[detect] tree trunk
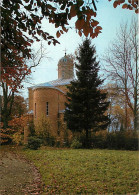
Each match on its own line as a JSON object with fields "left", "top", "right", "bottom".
{"left": 134, "top": 48, "right": 138, "bottom": 131}
{"left": 2, "top": 82, "right": 14, "bottom": 129}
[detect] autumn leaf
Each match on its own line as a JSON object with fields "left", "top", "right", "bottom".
{"left": 135, "top": 9, "right": 139, "bottom": 14}
{"left": 86, "top": 12, "right": 91, "bottom": 20}
{"left": 28, "top": 69, "right": 31, "bottom": 73}
{"left": 113, "top": 1, "right": 118, "bottom": 8}
{"left": 75, "top": 19, "right": 84, "bottom": 30}
{"left": 91, "top": 20, "right": 99, "bottom": 27}
{"left": 83, "top": 28, "right": 89, "bottom": 37}
{"left": 83, "top": 23, "right": 91, "bottom": 37}
{"left": 95, "top": 26, "right": 102, "bottom": 33}
{"left": 122, "top": 4, "right": 128, "bottom": 9}
{"left": 56, "top": 31, "right": 61, "bottom": 38}
{"left": 119, "top": 0, "right": 125, "bottom": 4}
{"left": 89, "top": 10, "right": 97, "bottom": 17}
{"left": 70, "top": 5, "right": 76, "bottom": 17}
{"left": 60, "top": 30, "right": 64, "bottom": 34}
{"left": 62, "top": 26, "right": 68, "bottom": 33}
{"left": 48, "top": 36, "right": 54, "bottom": 39}
{"left": 78, "top": 30, "right": 82, "bottom": 37}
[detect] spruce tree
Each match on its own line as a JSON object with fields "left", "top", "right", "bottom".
{"left": 64, "top": 39, "right": 110, "bottom": 147}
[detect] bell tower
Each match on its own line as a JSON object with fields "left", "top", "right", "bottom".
{"left": 58, "top": 54, "right": 74, "bottom": 79}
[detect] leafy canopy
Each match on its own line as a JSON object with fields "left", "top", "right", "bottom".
{"left": 1, "top": 0, "right": 138, "bottom": 91}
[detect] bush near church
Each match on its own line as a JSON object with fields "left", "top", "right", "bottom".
{"left": 76, "top": 130, "right": 138, "bottom": 150}
{"left": 27, "top": 136, "right": 42, "bottom": 150}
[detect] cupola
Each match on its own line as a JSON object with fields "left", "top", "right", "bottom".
{"left": 58, "top": 54, "right": 74, "bottom": 79}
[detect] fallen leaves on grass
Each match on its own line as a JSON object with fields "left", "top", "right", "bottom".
{"left": 22, "top": 148, "right": 138, "bottom": 194}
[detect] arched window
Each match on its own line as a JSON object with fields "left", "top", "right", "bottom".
{"left": 62, "top": 71, "right": 65, "bottom": 78}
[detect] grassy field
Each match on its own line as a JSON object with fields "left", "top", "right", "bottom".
{"left": 22, "top": 147, "right": 139, "bottom": 194}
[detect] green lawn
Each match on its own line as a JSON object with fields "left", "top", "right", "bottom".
{"left": 23, "top": 147, "right": 138, "bottom": 194}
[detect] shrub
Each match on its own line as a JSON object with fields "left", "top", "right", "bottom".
{"left": 28, "top": 120, "right": 35, "bottom": 136}
{"left": 35, "top": 114, "right": 53, "bottom": 146}
{"left": 45, "top": 135, "right": 55, "bottom": 147}
{"left": 91, "top": 130, "right": 138, "bottom": 150}
{"left": 27, "top": 136, "right": 42, "bottom": 150}
{"left": 124, "top": 132, "right": 138, "bottom": 150}
{"left": 0, "top": 128, "right": 14, "bottom": 145}
{"left": 55, "top": 140, "right": 61, "bottom": 148}
{"left": 71, "top": 138, "right": 82, "bottom": 149}
{"left": 12, "top": 132, "right": 23, "bottom": 145}
{"left": 57, "top": 118, "right": 72, "bottom": 147}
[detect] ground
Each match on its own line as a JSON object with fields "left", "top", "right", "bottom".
{"left": 23, "top": 147, "right": 138, "bottom": 194}
{"left": 0, "top": 146, "right": 43, "bottom": 195}
{"left": 0, "top": 146, "right": 138, "bottom": 194}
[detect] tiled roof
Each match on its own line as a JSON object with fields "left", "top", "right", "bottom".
{"left": 46, "top": 78, "right": 74, "bottom": 86}
{"left": 28, "top": 78, "right": 74, "bottom": 92}
{"left": 59, "top": 110, "right": 65, "bottom": 113}
{"left": 27, "top": 110, "right": 34, "bottom": 114}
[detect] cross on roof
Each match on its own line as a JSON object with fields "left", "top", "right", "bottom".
{"left": 63, "top": 48, "right": 67, "bottom": 56}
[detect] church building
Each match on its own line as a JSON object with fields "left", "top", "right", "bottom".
{"left": 28, "top": 54, "right": 74, "bottom": 137}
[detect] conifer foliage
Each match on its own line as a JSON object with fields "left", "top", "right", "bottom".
{"left": 64, "top": 39, "right": 110, "bottom": 146}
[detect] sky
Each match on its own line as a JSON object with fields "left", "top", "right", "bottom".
{"left": 21, "top": 1, "right": 137, "bottom": 98}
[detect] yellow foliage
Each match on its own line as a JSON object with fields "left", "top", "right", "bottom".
{"left": 35, "top": 114, "right": 52, "bottom": 138}
{"left": 0, "top": 128, "right": 15, "bottom": 144}
{"left": 1, "top": 115, "right": 30, "bottom": 144}
{"left": 12, "top": 132, "right": 23, "bottom": 145}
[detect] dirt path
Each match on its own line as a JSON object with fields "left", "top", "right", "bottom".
{"left": 0, "top": 146, "right": 43, "bottom": 195}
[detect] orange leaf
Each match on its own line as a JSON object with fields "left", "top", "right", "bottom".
{"left": 95, "top": 26, "right": 102, "bottom": 33}
{"left": 135, "top": 9, "right": 139, "bottom": 14}
{"left": 83, "top": 28, "right": 89, "bottom": 37}
{"left": 91, "top": 20, "right": 99, "bottom": 27}
{"left": 119, "top": 0, "right": 125, "bottom": 4}
{"left": 86, "top": 13, "right": 91, "bottom": 20}
{"left": 78, "top": 30, "right": 82, "bottom": 37}
{"left": 89, "top": 10, "right": 96, "bottom": 17}
{"left": 62, "top": 26, "right": 68, "bottom": 32}
{"left": 48, "top": 41, "right": 51, "bottom": 45}
{"left": 60, "top": 30, "right": 64, "bottom": 34}
{"left": 56, "top": 31, "right": 61, "bottom": 38}
{"left": 113, "top": 1, "right": 118, "bottom": 8}
{"left": 75, "top": 19, "right": 84, "bottom": 30}
{"left": 70, "top": 5, "right": 76, "bottom": 17}
{"left": 122, "top": 4, "right": 128, "bottom": 9}
{"left": 91, "top": 33, "right": 96, "bottom": 39}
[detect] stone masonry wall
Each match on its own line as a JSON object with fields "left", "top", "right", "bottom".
{"left": 33, "top": 88, "right": 67, "bottom": 137}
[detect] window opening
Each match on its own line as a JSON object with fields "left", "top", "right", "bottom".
{"left": 62, "top": 71, "right": 65, "bottom": 78}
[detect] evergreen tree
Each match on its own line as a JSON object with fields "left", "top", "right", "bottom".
{"left": 64, "top": 39, "right": 110, "bottom": 147}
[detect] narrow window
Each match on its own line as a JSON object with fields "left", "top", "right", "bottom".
{"left": 35, "top": 103, "right": 36, "bottom": 118}
{"left": 62, "top": 71, "right": 64, "bottom": 78}
{"left": 46, "top": 102, "right": 49, "bottom": 116}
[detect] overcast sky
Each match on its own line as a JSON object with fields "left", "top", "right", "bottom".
{"left": 21, "top": 1, "right": 137, "bottom": 98}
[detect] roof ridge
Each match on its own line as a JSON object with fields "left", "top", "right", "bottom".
{"left": 28, "top": 78, "right": 74, "bottom": 89}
